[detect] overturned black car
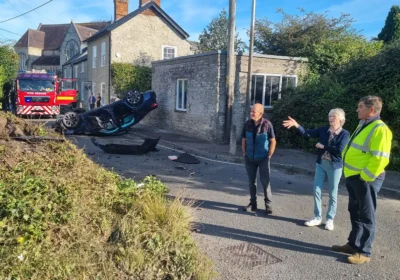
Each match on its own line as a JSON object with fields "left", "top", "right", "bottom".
{"left": 54, "top": 90, "right": 158, "bottom": 135}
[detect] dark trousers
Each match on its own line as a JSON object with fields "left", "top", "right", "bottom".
{"left": 244, "top": 155, "right": 272, "bottom": 206}
{"left": 346, "top": 175, "right": 383, "bottom": 257}
{"left": 89, "top": 104, "right": 95, "bottom": 110}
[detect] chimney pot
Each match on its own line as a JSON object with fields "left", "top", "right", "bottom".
{"left": 139, "top": 0, "right": 161, "bottom": 7}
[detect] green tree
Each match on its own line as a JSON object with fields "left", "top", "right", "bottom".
{"left": 0, "top": 44, "right": 19, "bottom": 98}
{"left": 111, "top": 63, "right": 152, "bottom": 97}
{"left": 198, "top": 9, "right": 246, "bottom": 53}
{"left": 254, "top": 9, "right": 382, "bottom": 78}
{"left": 377, "top": 5, "right": 400, "bottom": 43}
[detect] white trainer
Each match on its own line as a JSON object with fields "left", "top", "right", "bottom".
{"left": 304, "top": 218, "right": 322, "bottom": 227}
{"left": 325, "top": 219, "right": 334, "bottom": 231}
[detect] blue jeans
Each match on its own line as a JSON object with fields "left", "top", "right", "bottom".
{"left": 346, "top": 175, "right": 383, "bottom": 257}
{"left": 313, "top": 160, "right": 342, "bottom": 220}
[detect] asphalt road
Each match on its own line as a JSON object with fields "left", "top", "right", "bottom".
{"left": 69, "top": 134, "right": 400, "bottom": 280}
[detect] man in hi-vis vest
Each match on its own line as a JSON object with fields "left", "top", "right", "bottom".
{"left": 332, "top": 96, "right": 392, "bottom": 264}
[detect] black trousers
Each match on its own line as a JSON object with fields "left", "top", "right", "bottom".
{"left": 346, "top": 175, "right": 384, "bottom": 257}
{"left": 244, "top": 155, "right": 272, "bottom": 206}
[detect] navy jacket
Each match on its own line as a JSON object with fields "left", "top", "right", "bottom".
{"left": 297, "top": 125, "right": 350, "bottom": 169}
{"left": 242, "top": 118, "right": 275, "bottom": 161}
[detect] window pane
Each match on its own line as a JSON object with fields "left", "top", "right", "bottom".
{"left": 271, "top": 76, "right": 280, "bottom": 103}
{"left": 264, "top": 76, "right": 272, "bottom": 106}
{"left": 178, "top": 80, "right": 183, "bottom": 109}
{"left": 183, "top": 80, "right": 188, "bottom": 110}
{"left": 252, "top": 75, "right": 264, "bottom": 105}
{"left": 281, "top": 77, "right": 296, "bottom": 98}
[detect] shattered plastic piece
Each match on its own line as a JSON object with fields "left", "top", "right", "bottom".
{"left": 190, "top": 172, "right": 195, "bottom": 176}
{"left": 175, "top": 166, "right": 186, "bottom": 170}
{"left": 168, "top": 155, "right": 178, "bottom": 160}
{"left": 174, "top": 153, "right": 200, "bottom": 164}
{"left": 91, "top": 137, "right": 160, "bottom": 155}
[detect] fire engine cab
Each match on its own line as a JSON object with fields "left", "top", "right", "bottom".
{"left": 15, "top": 70, "right": 77, "bottom": 117}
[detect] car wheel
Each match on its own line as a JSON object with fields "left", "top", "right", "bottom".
{"left": 126, "top": 90, "right": 143, "bottom": 105}
{"left": 62, "top": 111, "right": 81, "bottom": 129}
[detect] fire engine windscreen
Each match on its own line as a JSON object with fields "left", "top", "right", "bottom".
{"left": 18, "top": 79, "right": 55, "bottom": 92}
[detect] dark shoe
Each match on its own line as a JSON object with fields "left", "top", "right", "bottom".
{"left": 243, "top": 203, "right": 257, "bottom": 212}
{"left": 332, "top": 243, "right": 358, "bottom": 254}
{"left": 348, "top": 253, "right": 371, "bottom": 264}
{"left": 265, "top": 204, "right": 273, "bottom": 214}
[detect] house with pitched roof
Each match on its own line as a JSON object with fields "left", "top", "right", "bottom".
{"left": 84, "top": 0, "right": 193, "bottom": 106}
{"left": 13, "top": 21, "right": 110, "bottom": 75}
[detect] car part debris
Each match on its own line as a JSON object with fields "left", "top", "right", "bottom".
{"left": 175, "top": 166, "right": 186, "bottom": 170}
{"left": 168, "top": 155, "right": 178, "bottom": 160}
{"left": 90, "top": 137, "right": 160, "bottom": 155}
{"left": 174, "top": 153, "right": 200, "bottom": 164}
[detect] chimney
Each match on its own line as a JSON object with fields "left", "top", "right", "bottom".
{"left": 139, "top": 0, "right": 160, "bottom": 7}
{"left": 114, "top": 0, "right": 129, "bottom": 21}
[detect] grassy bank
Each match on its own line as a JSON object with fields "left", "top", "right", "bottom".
{"left": 0, "top": 112, "right": 214, "bottom": 279}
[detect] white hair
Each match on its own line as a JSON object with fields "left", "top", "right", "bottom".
{"left": 329, "top": 108, "right": 346, "bottom": 126}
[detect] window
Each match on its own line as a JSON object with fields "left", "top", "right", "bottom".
{"left": 101, "top": 42, "right": 106, "bottom": 67}
{"left": 81, "top": 82, "right": 85, "bottom": 101}
{"left": 101, "top": 82, "right": 106, "bottom": 103}
{"left": 92, "top": 82, "right": 96, "bottom": 96}
{"left": 66, "top": 41, "right": 78, "bottom": 61}
{"left": 163, "top": 46, "right": 177, "bottom": 60}
{"left": 63, "top": 69, "right": 67, "bottom": 79}
{"left": 250, "top": 74, "right": 297, "bottom": 108}
{"left": 19, "top": 53, "right": 27, "bottom": 70}
{"left": 92, "top": 46, "right": 97, "bottom": 68}
{"left": 176, "top": 79, "right": 188, "bottom": 111}
{"left": 81, "top": 62, "right": 84, "bottom": 73}
{"left": 74, "top": 65, "right": 78, "bottom": 78}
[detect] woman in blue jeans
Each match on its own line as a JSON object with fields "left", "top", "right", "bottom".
{"left": 283, "top": 109, "right": 350, "bottom": 230}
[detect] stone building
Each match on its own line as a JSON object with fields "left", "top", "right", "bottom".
{"left": 147, "top": 51, "right": 308, "bottom": 143}
{"left": 14, "top": 22, "right": 109, "bottom": 75}
{"left": 85, "top": 0, "right": 193, "bottom": 106}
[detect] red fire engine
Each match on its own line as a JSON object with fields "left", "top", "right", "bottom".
{"left": 15, "top": 70, "right": 77, "bottom": 117}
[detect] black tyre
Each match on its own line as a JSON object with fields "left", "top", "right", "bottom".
{"left": 126, "top": 90, "right": 143, "bottom": 105}
{"left": 62, "top": 111, "right": 81, "bottom": 129}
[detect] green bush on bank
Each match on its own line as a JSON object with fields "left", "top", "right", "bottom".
{"left": 271, "top": 41, "right": 400, "bottom": 171}
{"left": 0, "top": 112, "right": 214, "bottom": 279}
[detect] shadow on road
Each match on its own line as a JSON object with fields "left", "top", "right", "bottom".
{"left": 199, "top": 222, "right": 345, "bottom": 259}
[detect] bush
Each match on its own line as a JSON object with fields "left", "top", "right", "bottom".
{"left": 111, "top": 63, "right": 152, "bottom": 97}
{"left": 0, "top": 112, "right": 215, "bottom": 279}
{"left": 272, "top": 41, "right": 400, "bottom": 170}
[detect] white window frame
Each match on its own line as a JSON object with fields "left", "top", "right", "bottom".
{"left": 92, "top": 46, "right": 97, "bottom": 68}
{"left": 74, "top": 65, "right": 78, "bottom": 78}
{"left": 81, "top": 62, "right": 84, "bottom": 73}
{"left": 251, "top": 73, "right": 298, "bottom": 108}
{"left": 92, "top": 82, "right": 96, "bottom": 96}
{"left": 162, "top": 45, "right": 177, "bottom": 60}
{"left": 101, "top": 82, "right": 106, "bottom": 104}
{"left": 176, "top": 79, "right": 188, "bottom": 111}
{"left": 101, "top": 42, "right": 106, "bottom": 67}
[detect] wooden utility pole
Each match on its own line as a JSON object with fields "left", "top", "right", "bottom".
{"left": 226, "top": 0, "right": 237, "bottom": 155}
{"left": 245, "top": 0, "right": 256, "bottom": 117}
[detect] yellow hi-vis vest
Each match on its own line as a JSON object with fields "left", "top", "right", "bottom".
{"left": 343, "top": 119, "right": 392, "bottom": 182}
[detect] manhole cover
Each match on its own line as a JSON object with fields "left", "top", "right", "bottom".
{"left": 220, "top": 242, "right": 282, "bottom": 268}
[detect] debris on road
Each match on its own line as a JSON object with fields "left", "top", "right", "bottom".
{"left": 90, "top": 137, "right": 160, "bottom": 155}
{"left": 175, "top": 166, "right": 187, "bottom": 170}
{"left": 174, "top": 152, "right": 200, "bottom": 164}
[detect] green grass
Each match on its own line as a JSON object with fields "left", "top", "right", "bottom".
{"left": 0, "top": 112, "right": 215, "bottom": 280}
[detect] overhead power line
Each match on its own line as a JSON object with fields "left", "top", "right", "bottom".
{"left": 0, "top": 0, "right": 53, "bottom": 24}
{"left": 0, "top": 28, "right": 22, "bottom": 36}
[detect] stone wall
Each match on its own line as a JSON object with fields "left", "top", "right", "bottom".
{"left": 110, "top": 13, "right": 192, "bottom": 66}
{"left": 147, "top": 52, "right": 226, "bottom": 142}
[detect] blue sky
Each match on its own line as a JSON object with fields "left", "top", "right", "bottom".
{"left": 0, "top": 0, "right": 397, "bottom": 45}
